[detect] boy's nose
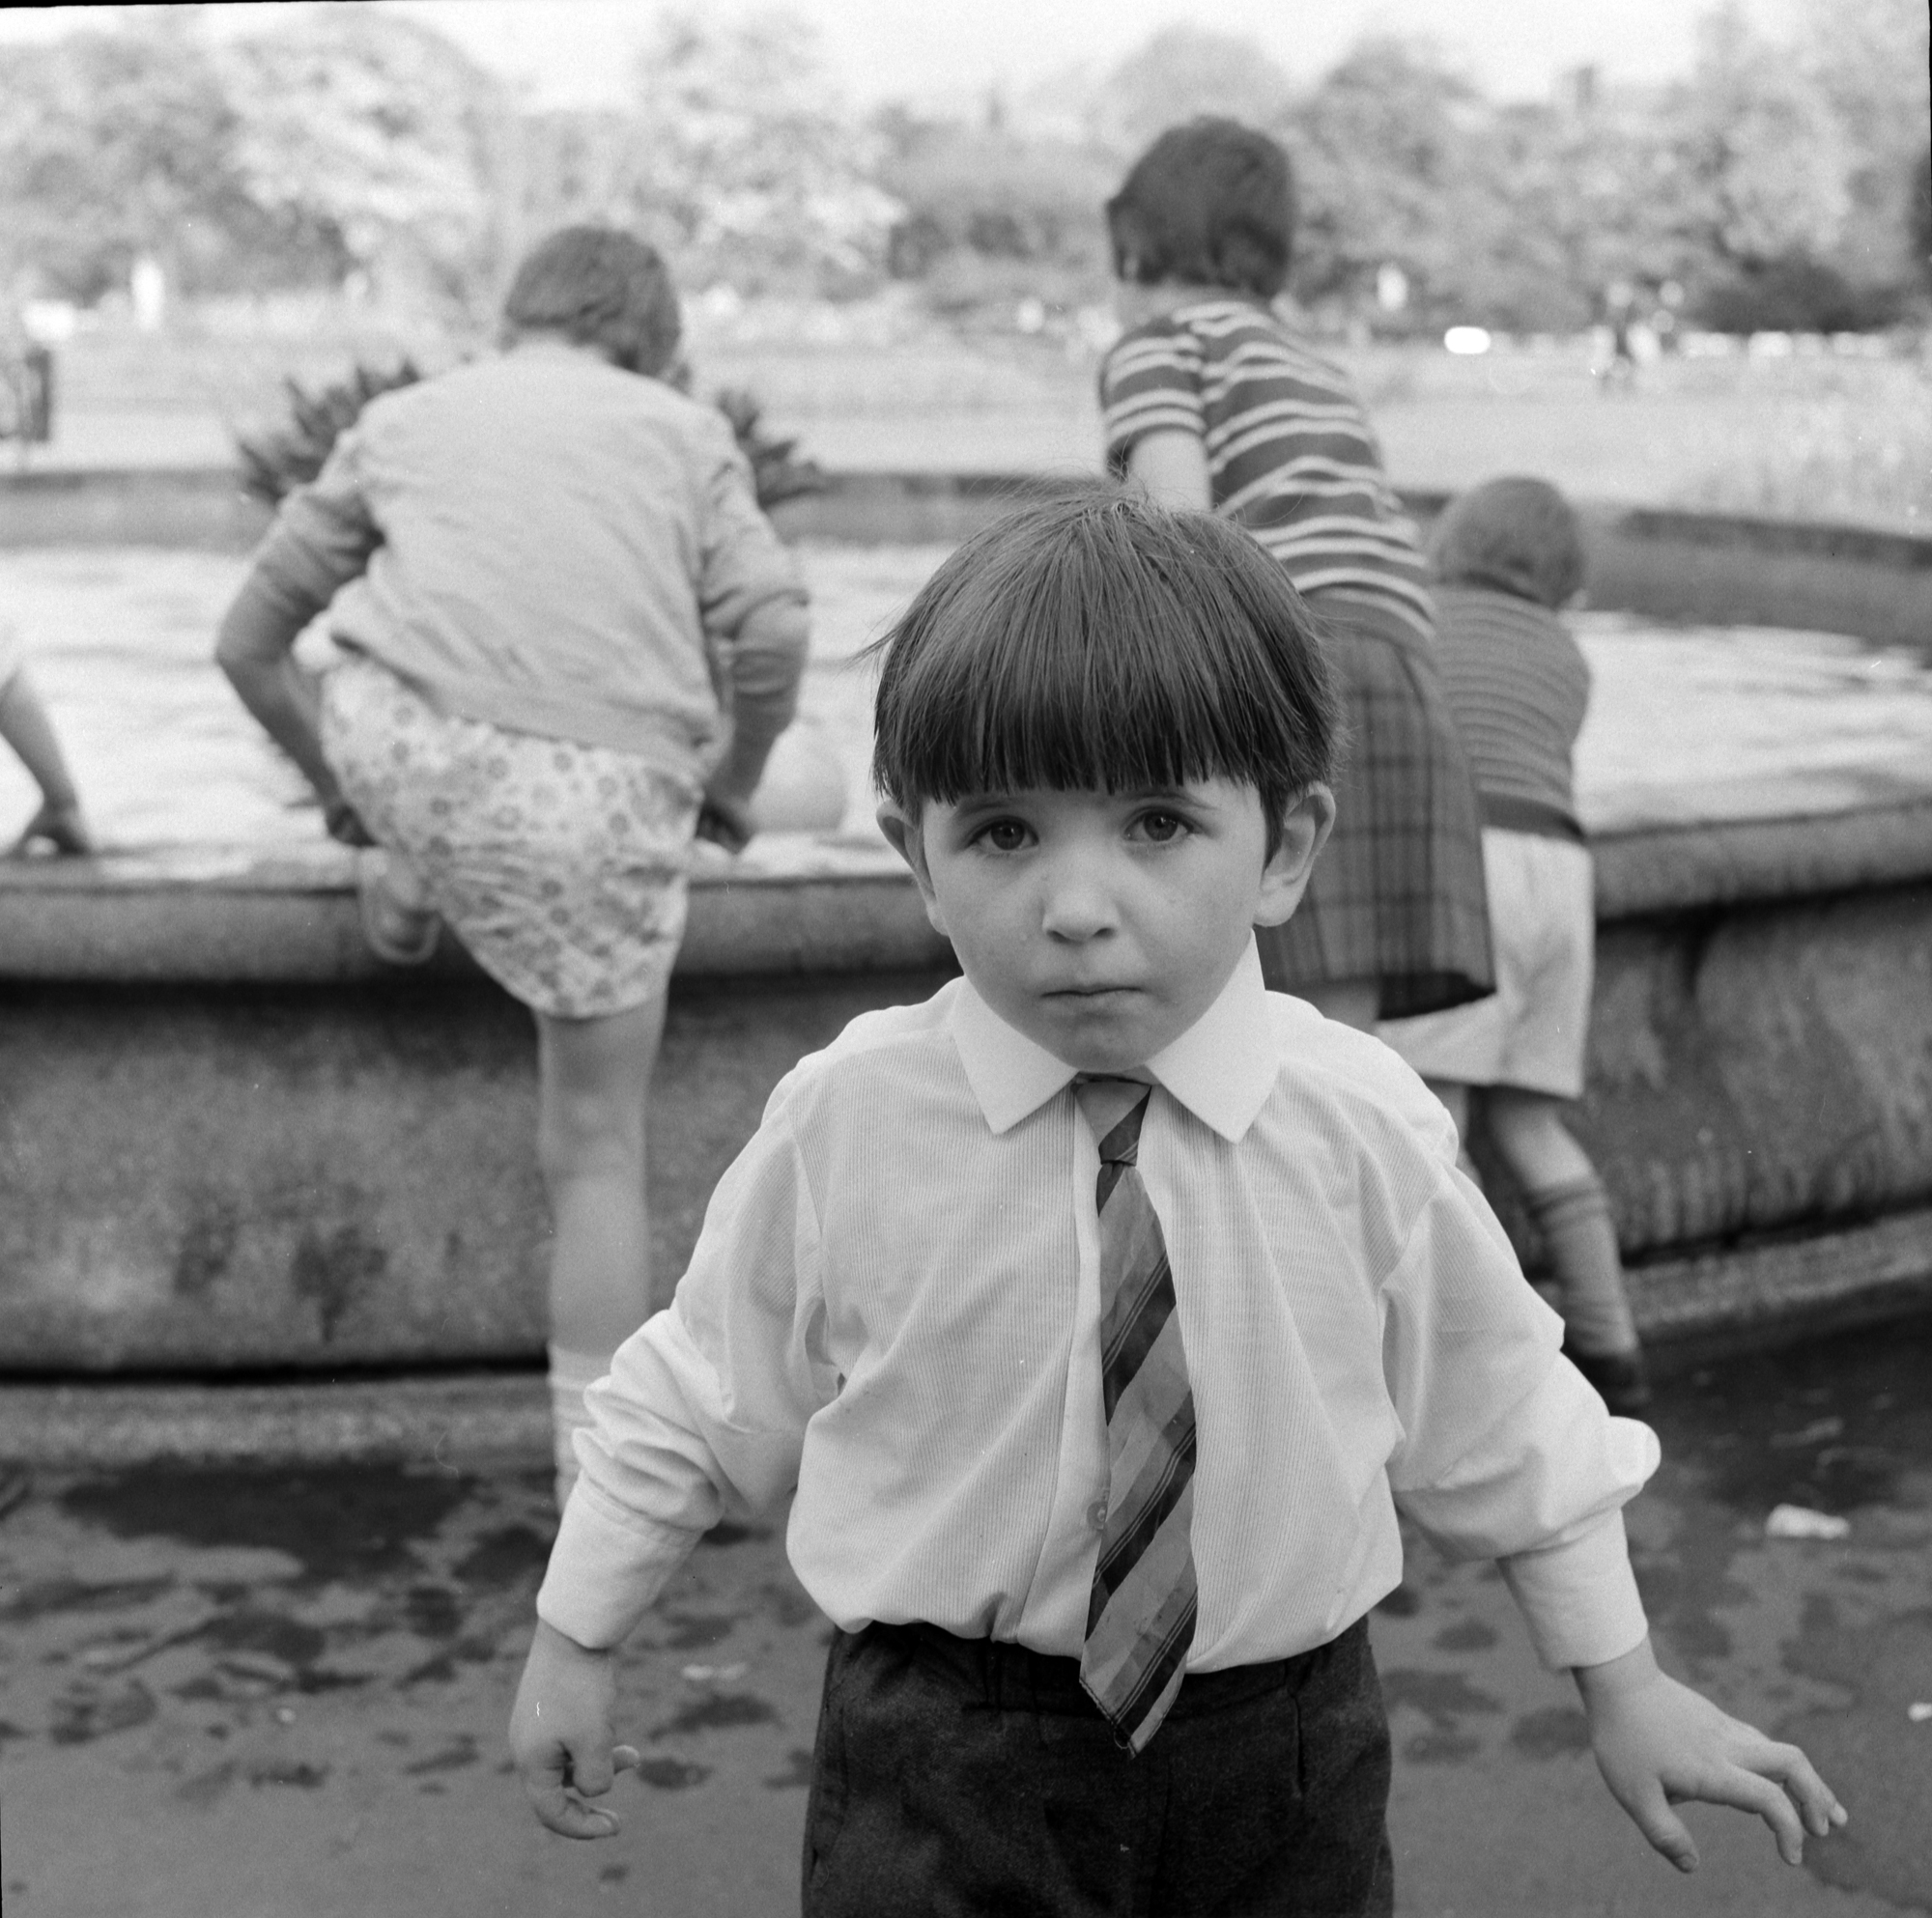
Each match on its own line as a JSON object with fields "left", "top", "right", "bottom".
{"left": 1038, "top": 869, "right": 1119, "bottom": 942}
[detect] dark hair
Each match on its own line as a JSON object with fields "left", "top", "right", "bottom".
{"left": 501, "top": 226, "right": 681, "bottom": 377}
{"left": 872, "top": 489, "right": 1337, "bottom": 856}
{"left": 1106, "top": 119, "right": 1296, "bottom": 297}
{"left": 1429, "top": 476, "right": 1586, "bottom": 609}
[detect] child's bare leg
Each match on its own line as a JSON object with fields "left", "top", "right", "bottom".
{"left": 1486, "top": 1086, "right": 1646, "bottom": 1404}
{"left": 534, "top": 997, "right": 668, "bottom": 1501}
{"left": 1483, "top": 1086, "right": 1594, "bottom": 1190}
{"left": 1301, "top": 977, "right": 1379, "bottom": 1030}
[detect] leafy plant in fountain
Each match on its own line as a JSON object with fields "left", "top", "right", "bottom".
{"left": 236, "top": 361, "right": 824, "bottom": 513}
{"left": 708, "top": 385, "right": 826, "bottom": 510}
{"left": 236, "top": 360, "right": 426, "bottom": 508}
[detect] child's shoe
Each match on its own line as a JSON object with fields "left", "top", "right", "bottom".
{"left": 356, "top": 850, "right": 440, "bottom": 965}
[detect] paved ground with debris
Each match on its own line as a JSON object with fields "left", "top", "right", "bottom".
{"left": 5, "top": 1315, "right": 1930, "bottom": 1917}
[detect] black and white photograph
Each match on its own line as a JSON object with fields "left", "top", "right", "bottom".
{"left": 1, "top": 1, "right": 1928, "bottom": 1911}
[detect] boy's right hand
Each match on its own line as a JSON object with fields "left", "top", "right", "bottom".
{"left": 509, "top": 1619, "right": 640, "bottom": 1839}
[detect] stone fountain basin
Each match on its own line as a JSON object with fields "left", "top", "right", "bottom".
{"left": 1, "top": 480, "right": 1929, "bottom": 1380}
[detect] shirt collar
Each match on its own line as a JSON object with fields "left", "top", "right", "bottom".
{"left": 947, "top": 940, "right": 1278, "bottom": 1144}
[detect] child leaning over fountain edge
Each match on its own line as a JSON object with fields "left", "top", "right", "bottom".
{"left": 1378, "top": 476, "right": 1651, "bottom": 1414}
{"left": 213, "top": 225, "right": 810, "bottom": 1509}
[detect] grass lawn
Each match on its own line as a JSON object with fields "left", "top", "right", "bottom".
{"left": 26, "top": 313, "right": 1932, "bottom": 533}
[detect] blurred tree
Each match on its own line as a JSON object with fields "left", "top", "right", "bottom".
{"left": 515, "top": 108, "right": 637, "bottom": 243}
{"left": 220, "top": 6, "right": 511, "bottom": 314}
{"left": 614, "top": 9, "right": 899, "bottom": 295}
{"left": 1663, "top": 6, "right": 1850, "bottom": 269}
{"left": 1660, "top": 0, "right": 1929, "bottom": 326}
{"left": 0, "top": 9, "right": 253, "bottom": 302}
{"left": 1442, "top": 88, "right": 1691, "bottom": 333}
{"left": 1084, "top": 27, "right": 1295, "bottom": 158}
{"left": 1799, "top": 0, "right": 1931, "bottom": 289}
{"left": 1, "top": 0, "right": 1919, "bottom": 341}
{"left": 873, "top": 111, "right": 1115, "bottom": 312}
{"left": 1286, "top": 37, "right": 1488, "bottom": 319}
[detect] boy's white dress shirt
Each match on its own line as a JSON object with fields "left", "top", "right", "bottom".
{"left": 539, "top": 943, "right": 1658, "bottom": 1673}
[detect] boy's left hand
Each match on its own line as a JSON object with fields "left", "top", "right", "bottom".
{"left": 1576, "top": 1636, "right": 1847, "bottom": 1872}
{"left": 509, "top": 1621, "right": 641, "bottom": 1839}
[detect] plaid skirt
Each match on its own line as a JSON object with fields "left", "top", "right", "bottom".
{"left": 1258, "top": 596, "right": 1494, "bottom": 1020}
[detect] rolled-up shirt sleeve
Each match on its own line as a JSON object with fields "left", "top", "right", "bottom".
{"left": 1381, "top": 1173, "right": 1660, "bottom": 1672}
{"left": 536, "top": 1086, "right": 833, "bottom": 1650}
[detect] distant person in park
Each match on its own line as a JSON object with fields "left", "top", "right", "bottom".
{"left": 1599, "top": 281, "right": 1640, "bottom": 393}
{"left": 1098, "top": 117, "right": 1493, "bottom": 1039}
{"left": 1379, "top": 477, "right": 1649, "bottom": 1413}
{"left": 509, "top": 494, "right": 1845, "bottom": 1909}
{"left": 215, "top": 225, "right": 810, "bottom": 1507}
{"left": 1, "top": 620, "right": 92, "bottom": 856}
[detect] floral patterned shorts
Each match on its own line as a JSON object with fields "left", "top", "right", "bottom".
{"left": 320, "top": 654, "right": 701, "bottom": 1019}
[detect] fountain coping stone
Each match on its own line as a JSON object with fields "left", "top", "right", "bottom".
{"left": 5, "top": 791, "right": 1932, "bottom": 985}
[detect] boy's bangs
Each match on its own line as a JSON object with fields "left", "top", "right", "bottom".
{"left": 873, "top": 495, "right": 1330, "bottom": 809}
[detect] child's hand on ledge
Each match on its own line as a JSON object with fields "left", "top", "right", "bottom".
{"left": 8, "top": 799, "right": 93, "bottom": 858}
{"left": 696, "top": 791, "right": 755, "bottom": 855}
{"left": 509, "top": 1619, "right": 639, "bottom": 1839}
{"left": 1576, "top": 1635, "right": 1846, "bottom": 1871}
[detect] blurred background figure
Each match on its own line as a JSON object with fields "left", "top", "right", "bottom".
{"left": 1378, "top": 476, "right": 1648, "bottom": 1413}
{"left": 1596, "top": 280, "right": 1641, "bottom": 392}
{"left": 214, "top": 226, "right": 810, "bottom": 1507}
{"left": 1099, "top": 117, "right": 1495, "bottom": 1038}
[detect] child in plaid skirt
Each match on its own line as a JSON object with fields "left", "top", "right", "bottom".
{"left": 1099, "top": 118, "right": 1492, "bottom": 1027}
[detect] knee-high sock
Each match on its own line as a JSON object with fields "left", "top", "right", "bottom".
{"left": 548, "top": 1343, "right": 611, "bottom": 1509}
{"left": 1524, "top": 1172, "right": 1639, "bottom": 1356}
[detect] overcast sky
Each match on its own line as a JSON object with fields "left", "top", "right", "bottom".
{"left": 5, "top": 0, "right": 1806, "bottom": 108}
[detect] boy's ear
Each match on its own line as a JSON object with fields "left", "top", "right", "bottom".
{"left": 876, "top": 802, "right": 949, "bottom": 936}
{"left": 1253, "top": 783, "right": 1336, "bottom": 929}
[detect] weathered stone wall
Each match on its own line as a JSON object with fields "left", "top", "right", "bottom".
{"left": 4, "top": 851, "right": 1929, "bottom": 1372}
{"left": 0, "top": 970, "right": 948, "bottom": 1371}
{"left": 1482, "top": 883, "right": 1932, "bottom": 1269}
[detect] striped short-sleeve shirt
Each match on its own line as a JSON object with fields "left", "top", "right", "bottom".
{"left": 1101, "top": 298, "right": 1434, "bottom": 640}
{"left": 1431, "top": 584, "right": 1590, "bottom": 842}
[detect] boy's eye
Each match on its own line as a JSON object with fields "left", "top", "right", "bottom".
{"left": 1137, "top": 810, "right": 1190, "bottom": 844}
{"left": 978, "top": 819, "right": 1032, "bottom": 852}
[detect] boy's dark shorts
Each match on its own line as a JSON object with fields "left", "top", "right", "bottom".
{"left": 802, "top": 1613, "right": 1393, "bottom": 1917}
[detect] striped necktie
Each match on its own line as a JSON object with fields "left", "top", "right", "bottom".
{"left": 1074, "top": 1076, "right": 1198, "bottom": 1754}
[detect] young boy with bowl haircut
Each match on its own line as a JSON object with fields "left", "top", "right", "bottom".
{"left": 511, "top": 491, "right": 1843, "bottom": 1915}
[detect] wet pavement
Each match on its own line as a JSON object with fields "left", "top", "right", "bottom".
{"left": 5, "top": 1317, "right": 1930, "bottom": 1916}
